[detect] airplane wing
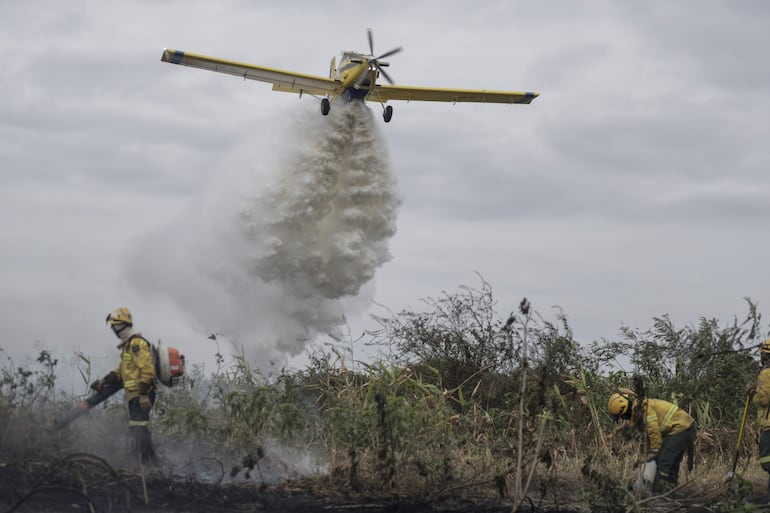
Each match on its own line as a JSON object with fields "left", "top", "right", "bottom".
{"left": 367, "top": 84, "right": 538, "bottom": 104}
{"left": 161, "top": 49, "right": 339, "bottom": 97}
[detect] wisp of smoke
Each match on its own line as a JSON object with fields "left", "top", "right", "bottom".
{"left": 128, "top": 101, "right": 400, "bottom": 360}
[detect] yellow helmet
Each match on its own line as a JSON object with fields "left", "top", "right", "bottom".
{"left": 760, "top": 339, "right": 770, "bottom": 354}
{"left": 106, "top": 307, "right": 133, "bottom": 326}
{"left": 608, "top": 388, "right": 635, "bottom": 418}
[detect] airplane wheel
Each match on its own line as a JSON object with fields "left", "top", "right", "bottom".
{"left": 383, "top": 105, "right": 393, "bottom": 123}
{"left": 321, "top": 98, "right": 330, "bottom": 116}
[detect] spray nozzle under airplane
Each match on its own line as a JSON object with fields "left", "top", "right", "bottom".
{"left": 161, "top": 29, "right": 538, "bottom": 123}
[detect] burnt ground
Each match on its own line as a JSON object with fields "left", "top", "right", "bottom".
{"left": 1, "top": 474, "right": 539, "bottom": 513}
{"left": 2, "top": 451, "right": 751, "bottom": 513}
{"left": 1, "top": 454, "right": 587, "bottom": 513}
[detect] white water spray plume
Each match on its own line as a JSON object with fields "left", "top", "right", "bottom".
{"left": 127, "top": 101, "right": 401, "bottom": 361}
{"left": 245, "top": 102, "right": 399, "bottom": 299}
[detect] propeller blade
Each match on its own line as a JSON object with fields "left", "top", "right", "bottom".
{"left": 367, "top": 28, "right": 374, "bottom": 56}
{"left": 376, "top": 46, "right": 403, "bottom": 60}
{"left": 377, "top": 64, "right": 395, "bottom": 85}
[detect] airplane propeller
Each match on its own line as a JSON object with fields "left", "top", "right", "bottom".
{"left": 362, "top": 28, "right": 402, "bottom": 86}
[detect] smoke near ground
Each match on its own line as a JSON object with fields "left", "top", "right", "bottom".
{"left": 128, "top": 101, "right": 400, "bottom": 361}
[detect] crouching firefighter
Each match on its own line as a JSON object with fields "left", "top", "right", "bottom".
{"left": 608, "top": 389, "right": 697, "bottom": 494}
{"left": 93, "top": 307, "right": 158, "bottom": 465}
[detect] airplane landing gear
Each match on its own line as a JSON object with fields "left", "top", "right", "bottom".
{"left": 321, "top": 98, "right": 330, "bottom": 116}
{"left": 383, "top": 105, "right": 393, "bottom": 123}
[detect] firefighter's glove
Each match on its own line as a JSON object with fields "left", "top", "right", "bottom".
{"left": 139, "top": 395, "right": 152, "bottom": 411}
{"left": 745, "top": 381, "right": 757, "bottom": 396}
{"left": 92, "top": 372, "right": 118, "bottom": 391}
{"left": 646, "top": 448, "right": 659, "bottom": 462}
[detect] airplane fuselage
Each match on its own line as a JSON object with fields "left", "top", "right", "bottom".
{"left": 334, "top": 52, "right": 378, "bottom": 99}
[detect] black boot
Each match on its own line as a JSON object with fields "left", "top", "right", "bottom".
{"left": 130, "top": 426, "right": 158, "bottom": 466}
{"left": 138, "top": 427, "right": 158, "bottom": 466}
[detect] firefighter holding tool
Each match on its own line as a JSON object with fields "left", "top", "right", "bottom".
{"left": 93, "top": 307, "right": 158, "bottom": 465}
{"left": 746, "top": 339, "right": 770, "bottom": 501}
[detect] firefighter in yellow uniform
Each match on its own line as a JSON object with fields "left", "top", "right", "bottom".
{"left": 608, "top": 390, "right": 696, "bottom": 494}
{"left": 746, "top": 339, "right": 770, "bottom": 501}
{"left": 93, "top": 307, "right": 158, "bottom": 465}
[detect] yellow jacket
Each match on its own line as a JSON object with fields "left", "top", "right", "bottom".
{"left": 113, "top": 334, "right": 156, "bottom": 401}
{"left": 753, "top": 367, "right": 770, "bottom": 430}
{"left": 632, "top": 398, "right": 694, "bottom": 450}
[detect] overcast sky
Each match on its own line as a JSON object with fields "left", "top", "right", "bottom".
{"left": 3, "top": 1, "right": 770, "bottom": 382}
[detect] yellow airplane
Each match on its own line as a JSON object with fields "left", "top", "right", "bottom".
{"left": 160, "top": 29, "right": 538, "bottom": 123}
